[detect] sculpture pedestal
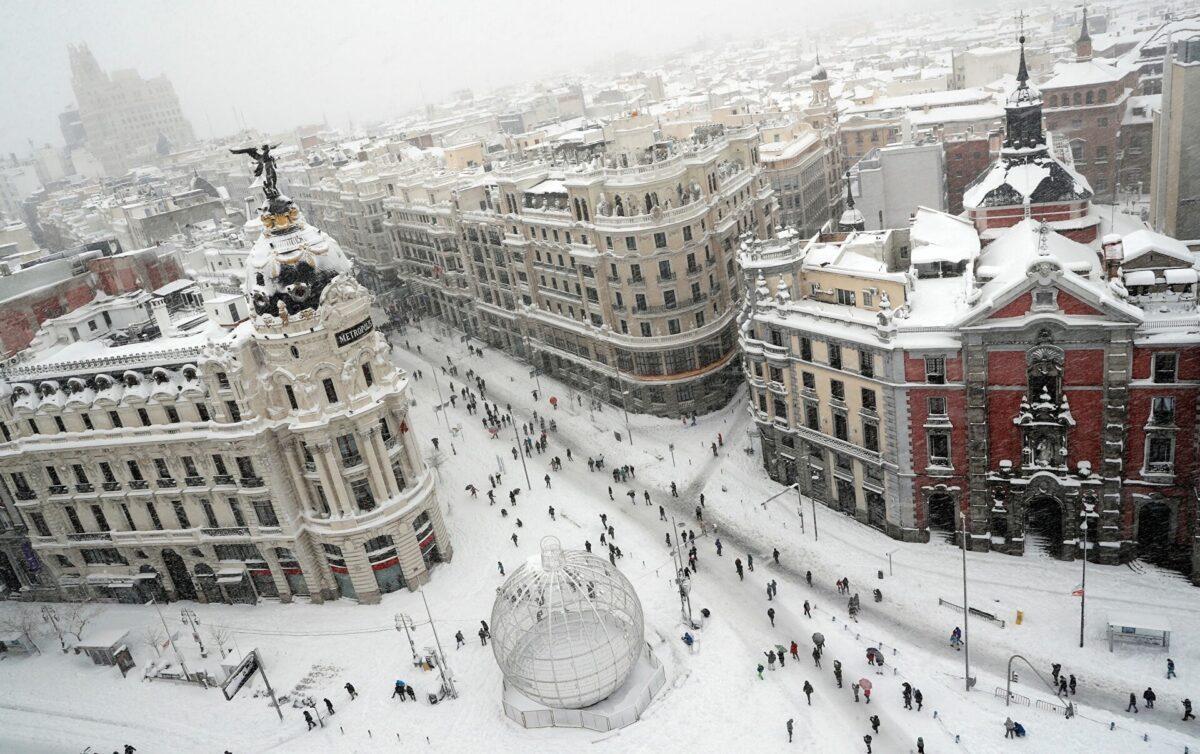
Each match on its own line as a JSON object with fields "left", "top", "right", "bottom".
{"left": 501, "top": 644, "right": 665, "bottom": 732}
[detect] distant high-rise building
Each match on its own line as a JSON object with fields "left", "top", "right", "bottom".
{"left": 67, "top": 43, "right": 194, "bottom": 176}
{"left": 1151, "top": 36, "right": 1200, "bottom": 240}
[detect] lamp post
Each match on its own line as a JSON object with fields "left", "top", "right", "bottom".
{"left": 957, "top": 505, "right": 973, "bottom": 692}
{"left": 809, "top": 472, "right": 820, "bottom": 542}
{"left": 1079, "top": 495, "right": 1099, "bottom": 648}
{"left": 510, "top": 415, "right": 532, "bottom": 491}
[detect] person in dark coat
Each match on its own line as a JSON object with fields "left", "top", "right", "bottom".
{"left": 304, "top": 710, "right": 316, "bottom": 730}
{"left": 406, "top": 685, "right": 416, "bottom": 701}
{"left": 914, "top": 688, "right": 924, "bottom": 710}
{"left": 1068, "top": 675, "right": 1077, "bottom": 695}
{"left": 345, "top": 682, "right": 357, "bottom": 699}
{"left": 863, "top": 734, "right": 872, "bottom": 753}
{"left": 324, "top": 698, "right": 335, "bottom": 715}
{"left": 1127, "top": 692, "right": 1139, "bottom": 713}
{"left": 803, "top": 680, "right": 814, "bottom": 705}
{"left": 393, "top": 680, "right": 407, "bottom": 700}
{"left": 812, "top": 647, "right": 822, "bottom": 668}
{"left": 786, "top": 718, "right": 794, "bottom": 743}
{"left": 768, "top": 607, "right": 776, "bottom": 627}
{"left": 870, "top": 715, "right": 880, "bottom": 733}
{"left": 1183, "top": 698, "right": 1194, "bottom": 721}
{"left": 1144, "top": 687, "right": 1156, "bottom": 709}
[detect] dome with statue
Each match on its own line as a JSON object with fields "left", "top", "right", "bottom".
{"left": 492, "top": 537, "right": 645, "bottom": 711}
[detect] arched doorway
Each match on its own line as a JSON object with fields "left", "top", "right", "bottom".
{"left": 1137, "top": 502, "right": 1172, "bottom": 564}
{"left": 928, "top": 493, "right": 956, "bottom": 539}
{"left": 161, "top": 549, "right": 197, "bottom": 601}
{"left": 194, "top": 563, "right": 223, "bottom": 603}
{"left": 1024, "top": 496, "right": 1064, "bottom": 557}
{"left": 135, "top": 565, "right": 166, "bottom": 604}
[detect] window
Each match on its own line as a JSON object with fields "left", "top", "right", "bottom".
{"left": 197, "top": 403, "right": 210, "bottom": 422}
{"left": 695, "top": 311, "right": 705, "bottom": 327}
{"left": 924, "top": 357, "right": 946, "bottom": 384}
{"left": 216, "top": 371, "right": 231, "bottom": 389}
{"left": 800, "top": 337, "right": 812, "bottom": 361}
{"left": 802, "top": 371, "right": 816, "bottom": 390}
{"left": 228, "top": 499, "right": 246, "bottom": 527}
{"left": 836, "top": 289, "right": 856, "bottom": 306}
{"left": 640, "top": 322, "right": 652, "bottom": 337}
{"left": 804, "top": 404, "right": 820, "bottom": 431}
{"left": 654, "top": 232, "right": 667, "bottom": 248}
{"left": 362, "top": 363, "right": 374, "bottom": 387}
{"left": 658, "top": 260, "right": 673, "bottom": 280}
{"left": 773, "top": 398, "right": 788, "bottom": 418}
{"left": 683, "top": 226, "right": 693, "bottom": 242}
{"left": 663, "top": 290, "right": 677, "bottom": 308}
{"left": 126, "top": 460, "right": 144, "bottom": 481}
{"left": 172, "top": 500, "right": 191, "bottom": 529}
{"left": 859, "top": 350, "right": 873, "bottom": 378}
{"left": 337, "top": 434, "right": 362, "bottom": 466}
{"left": 226, "top": 401, "right": 242, "bottom": 422}
{"left": 146, "top": 502, "right": 163, "bottom": 530}
{"left": 379, "top": 417, "right": 392, "bottom": 442}
{"left": 1152, "top": 353, "right": 1177, "bottom": 383}
{"left": 351, "top": 478, "right": 376, "bottom": 512}
{"left": 668, "top": 319, "right": 681, "bottom": 335}
{"left": 1146, "top": 436, "right": 1175, "bottom": 474}
{"left": 830, "top": 380, "right": 845, "bottom": 401}
{"left": 252, "top": 500, "right": 279, "bottom": 527}
{"left": 323, "top": 378, "right": 339, "bottom": 403}
{"left": 861, "top": 388, "right": 877, "bottom": 411}
{"left": 863, "top": 423, "right": 879, "bottom": 452}
{"left": 927, "top": 432, "right": 951, "bottom": 466}
{"left": 236, "top": 456, "right": 256, "bottom": 479}
{"left": 862, "top": 290, "right": 874, "bottom": 308}
{"left": 927, "top": 396, "right": 947, "bottom": 416}
{"left": 99, "top": 462, "right": 115, "bottom": 483}
{"left": 54, "top": 416, "right": 66, "bottom": 432}
{"left": 1150, "top": 396, "right": 1176, "bottom": 426}
{"left": 284, "top": 384, "right": 298, "bottom": 409}
{"left": 165, "top": 406, "right": 180, "bottom": 423}
{"left": 201, "top": 500, "right": 218, "bottom": 528}
{"left": 28, "top": 512, "right": 50, "bottom": 537}
{"left": 625, "top": 237, "right": 637, "bottom": 251}
{"left": 212, "top": 455, "right": 229, "bottom": 477}
{"left": 72, "top": 464, "right": 89, "bottom": 485}
{"left": 64, "top": 506, "right": 84, "bottom": 533}
{"left": 108, "top": 410, "right": 122, "bottom": 428}
{"left": 1033, "top": 289, "right": 1057, "bottom": 310}
{"left": 828, "top": 344, "right": 842, "bottom": 370}
{"left": 833, "top": 412, "right": 849, "bottom": 441}
{"left": 138, "top": 408, "right": 151, "bottom": 426}
{"left": 154, "top": 458, "right": 171, "bottom": 479}
{"left": 91, "top": 504, "right": 110, "bottom": 532}
{"left": 81, "top": 413, "right": 93, "bottom": 430}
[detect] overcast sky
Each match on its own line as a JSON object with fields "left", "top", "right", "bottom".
{"left": 0, "top": 0, "right": 920, "bottom": 157}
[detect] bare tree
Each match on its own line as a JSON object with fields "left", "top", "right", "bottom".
{"left": 60, "top": 602, "right": 102, "bottom": 643}
{"left": 143, "top": 624, "right": 166, "bottom": 657}
{"left": 208, "top": 624, "right": 233, "bottom": 658}
{"left": 0, "top": 605, "right": 42, "bottom": 653}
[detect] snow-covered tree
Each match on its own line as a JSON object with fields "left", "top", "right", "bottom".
{"left": 60, "top": 602, "right": 102, "bottom": 643}
{"left": 208, "top": 624, "right": 233, "bottom": 658}
{"left": 0, "top": 606, "right": 42, "bottom": 652}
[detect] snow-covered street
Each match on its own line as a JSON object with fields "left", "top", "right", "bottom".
{"left": 1, "top": 323, "right": 1195, "bottom": 753}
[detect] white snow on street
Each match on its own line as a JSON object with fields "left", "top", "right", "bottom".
{"left": 1, "top": 321, "right": 1195, "bottom": 753}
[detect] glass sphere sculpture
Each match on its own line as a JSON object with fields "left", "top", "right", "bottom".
{"left": 491, "top": 537, "right": 645, "bottom": 709}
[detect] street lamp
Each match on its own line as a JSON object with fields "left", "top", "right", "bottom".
{"left": 1078, "top": 495, "right": 1099, "bottom": 648}
{"left": 956, "top": 505, "right": 973, "bottom": 692}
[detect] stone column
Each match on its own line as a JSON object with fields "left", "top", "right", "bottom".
{"left": 395, "top": 513, "right": 429, "bottom": 590}
{"left": 370, "top": 428, "right": 399, "bottom": 498}
{"left": 281, "top": 442, "right": 315, "bottom": 515}
{"left": 341, "top": 537, "right": 382, "bottom": 604}
{"left": 293, "top": 534, "right": 328, "bottom": 603}
{"left": 315, "top": 443, "right": 351, "bottom": 516}
{"left": 259, "top": 545, "right": 292, "bottom": 603}
{"left": 357, "top": 427, "right": 391, "bottom": 504}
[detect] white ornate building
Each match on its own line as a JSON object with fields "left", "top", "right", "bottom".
{"left": 0, "top": 190, "right": 450, "bottom": 605}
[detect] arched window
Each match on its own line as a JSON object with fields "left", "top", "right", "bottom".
{"left": 1085, "top": 90, "right": 1094, "bottom": 104}
{"left": 580, "top": 199, "right": 590, "bottom": 221}
{"left": 1048, "top": 94, "right": 1058, "bottom": 107}
{"left": 1098, "top": 88, "right": 1107, "bottom": 103}
{"left": 1073, "top": 92, "right": 1082, "bottom": 105}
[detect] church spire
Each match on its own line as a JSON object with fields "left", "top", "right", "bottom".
{"left": 1075, "top": 6, "right": 1093, "bottom": 61}
{"left": 1016, "top": 35, "right": 1029, "bottom": 88}
{"left": 1001, "top": 33, "right": 1045, "bottom": 157}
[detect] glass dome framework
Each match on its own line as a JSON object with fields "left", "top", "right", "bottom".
{"left": 491, "top": 537, "right": 644, "bottom": 709}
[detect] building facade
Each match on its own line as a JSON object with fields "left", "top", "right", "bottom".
{"left": 0, "top": 192, "right": 451, "bottom": 605}
{"left": 68, "top": 43, "right": 195, "bottom": 176}
{"left": 1150, "top": 36, "right": 1200, "bottom": 241}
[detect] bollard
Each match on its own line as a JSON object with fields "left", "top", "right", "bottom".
{"left": 1109, "top": 722, "right": 1114, "bottom": 731}
{"left": 893, "top": 648, "right": 897, "bottom": 655}
{"left": 955, "top": 734, "right": 960, "bottom": 743}
{"left": 340, "top": 727, "right": 345, "bottom": 735}
{"left": 369, "top": 729, "right": 373, "bottom": 738}
{"left": 933, "top": 711, "right": 939, "bottom": 719}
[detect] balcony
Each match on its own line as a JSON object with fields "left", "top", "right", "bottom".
{"left": 384, "top": 435, "right": 399, "bottom": 449}
{"left": 67, "top": 531, "right": 112, "bottom": 543}
{"left": 74, "top": 483, "right": 94, "bottom": 494}
{"left": 129, "top": 479, "right": 149, "bottom": 490}
{"left": 102, "top": 481, "right": 121, "bottom": 492}
{"left": 156, "top": 478, "right": 178, "bottom": 489}
{"left": 48, "top": 485, "right": 68, "bottom": 495}
{"left": 240, "top": 477, "right": 265, "bottom": 488}
{"left": 184, "top": 476, "right": 206, "bottom": 487}
{"left": 15, "top": 488, "right": 36, "bottom": 501}
{"left": 213, "top": 474, "right": 235, "bottom": 486}
{"left": 627, "top": 276, "right": 646, "bottom": 286}
{"left": 303, "top": 460, "right": 317, "bottom": 472}
{"left": 687, "top": 266, "right": 703, "bottom": 276}
{"left": 341, "top": 455, "right": 364, "bottom": 469}
{"left": 202, "top": 527, "right": 250, "bottom": 538}
{"left": 658, "top": 272, "right": 676, "bottom": 282}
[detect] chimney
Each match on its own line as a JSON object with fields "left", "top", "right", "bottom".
{"left": 150, "top": 298, "right": 175, "bottom": 337}
{"left": 1101, "top": 233, "right": 1123, "bottom": 280}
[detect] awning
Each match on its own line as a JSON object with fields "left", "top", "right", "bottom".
{"left": 1164, "top": 268, "right": 1198, "bottom": 285}
{"left": 216, "top": 566, "right": 247, "bottom": 585}
{"left": 1123, "top": 270, "right": 1157, "bottom": 287}
{"left": 86, "top": 573, "right": 133, "bottom": 586}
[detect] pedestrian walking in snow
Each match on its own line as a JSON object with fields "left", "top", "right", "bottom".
{"left": 863, "top": 686, "right": 871, "bottom": 704}
{"left": 833, "top": 660, "right": 843, "bottom": 688}
{"left": 584, "top": 540, "right": 592, "bottom": 552}
{"left": 786, "top": 718, "right": 794, "bottom": 743}
{"left": 406, "top": 685, "right": 416, "bottom": 701}
{"left": 304, "top": 711, "right": 316, "bottom": 730}
{"left": 773, "top": 547, "right": 780, "bottom": 565}
{"left": 1069, "top": 675, "right": 1076, "bottom": 695}
{"left": 765, "top": 650, "right": 777, "bottom": 671}
{"left": 548, "top": 505, "right": 555, "bottom": 520}
{"left": 768, "top": 607, "right": 776, "bottom": 627}
{"left": 345, "top": 682, "right": 357, "bottom": 700}
{"left": 1127, "top": 692, "right": 1139, "bottom": 713}
{"left": 852, "top": 682, "right": 860, "bottom": 702}
{"left": 544, "top": 474, "right": 551, "bottom": 489}
{"left": 660, "top": 505, "right": 666, "bottom": 521}
{"left": 124, "top": 745, "right": 135, "bottom": 754}
{"left": 804, "top": 600, "right": 811, "bottom": 618}
{"left": 917, "top": 736, "right": 925, "bottom": 753}
{"left": 671, "top": 482, "right": 678, "bottom": 497}
{"left": 511, "top": 533, "right": 519, "bottom": 546}
{"left": 790, "top": 641, "right": 799, "bottom": 660}
{"left": 767, "top": 583, "right": 773, "bottom": 601}
{"left": 324, "top": 698, "right": 335, "bottom": 715}
{"left": 863, "top": 734, "right": 872, "bottom": 754}
{"left": 608, "top": 486, "right": 614, "bottom": 500}
{"left": 644, "top": 490, "right": 651, "bottom": 505}
{"left": 803, "top": 680, "right": 814, "bottom": 705}
{"left": 914, "top": 688, "right": 923, "bottom": 710}
{"left": 1183, "top": 698, "right": 1194, "bottom": 721}
{"left": 715, "top": 539, "right": 723, "bottom": 556}
{"left": 516, "top": 518, "right": 523, "bottom": 528}
{"left": 498, "top": 561, "right": 505, "bottom": 575}
{"left": 1004, "top": 717, "right": 1015, "bottom": 738}
{"left": 1144, "top": 687, "right": 1156, "bottom": 709}
{"left": 666, "top": 533, "right": 672, "bottom": 548}
{"left": 756, "top": 664, "right": 765, "bottom": 680}
{"left": 1167, "top": 658, "right": 1176, "bottom": 679}
{"left": 1058, "top": 677, "right": 1067, "bottom": 696}
{"left": 748, "top": 553, "right": 754, "bottom": 571}
{"left": 735, "top": 558, "right": 744, "bottom": 580}
{"left": 695, "top": 505, "right": 703, "bottom": 522}
{"left": 711, "top": 442, "right": 718, "bottom": 456}
{"left": 903, "top": 682, "right": 913, "bottom": 709}
{"left": 1052, "top": 663, "right": 1062, "bottom": 684}
{"left": 812, "top": 647, "right": 821, "bottom": 668}
{"left": 455, "top": 630, "right": 465, "bottom": 648}
{"left": 479, "top": 628, "right": 488, "bottom": 646}
{"left": 393, "top": 680, "right": 407, "bottom": 700}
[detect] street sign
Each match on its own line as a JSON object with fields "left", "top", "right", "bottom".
{"left": 222, "top": 649, "right": 259, "bottom": 700}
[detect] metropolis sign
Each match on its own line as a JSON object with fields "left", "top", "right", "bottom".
{"left": 335, "top": 318, "right": 374, "bottom": 348}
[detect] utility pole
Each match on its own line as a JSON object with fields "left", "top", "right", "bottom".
{"left": 430, "top": 366, "right": 452, "bottom": 433}
{"left": 958, "top": 507, "right": 972, "bottom": 692}
{"left": 510, "top": 414, "right": 532, "bottom": 491}
{"left": 152, "top": 599, "right": 192, "bottom": 684}
{"left": 395, "top": 613, "right": 418, "bottom": 666}
{"left": 808, "top": 475, "right": 820, "bottom": 542}
{"left": 180, "top": 608, "right": 206, "bottom": 657}
{"left": 1079, "top": 496, "right": 1098, "bottom": 648}
{"left": 670, "top": 514, "right": 695, "bottom": 628}
{"left": 421, "top": 591, "right": 458, "bottom": 699}
{"left": 254, "top": 649, "right": 284, "bottom": 722}
{"left": 668, "top": 443, "right": 676, "bottom": 467}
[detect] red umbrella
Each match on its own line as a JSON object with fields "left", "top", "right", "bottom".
{"left": 858, "top": 678, "right": 873, "bottom": 691}
{"left": 549, "top": 396, "right": 558, "bottom": 406}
